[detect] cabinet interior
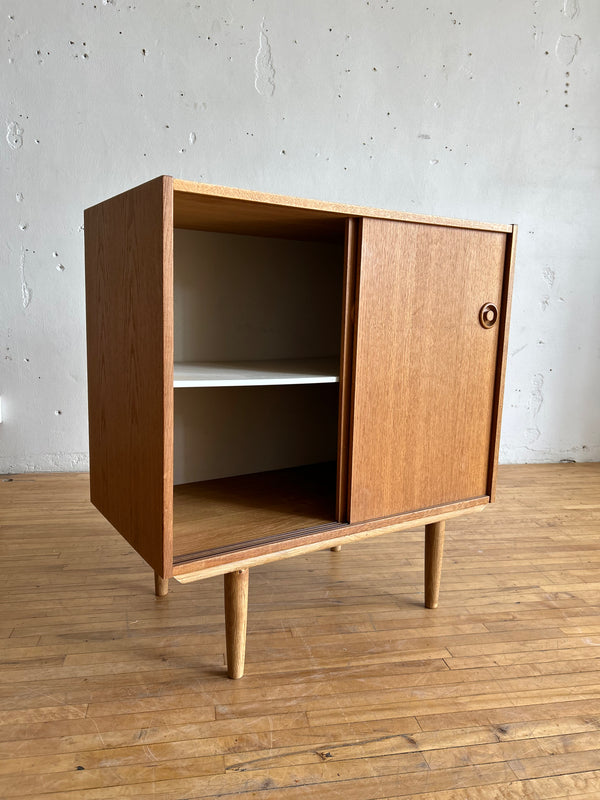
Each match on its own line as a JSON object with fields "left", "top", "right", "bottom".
{"left": 172, "top": 223, "right": 346, "bottom": 562}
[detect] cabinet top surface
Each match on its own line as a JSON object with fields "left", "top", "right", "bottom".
{"left": 85, "top": 175, "right": 514, "bottom": 241}
{"left": 172, "top": 177, "right": 513, "bottom": 234}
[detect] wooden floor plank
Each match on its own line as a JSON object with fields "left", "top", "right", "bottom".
{"left": 0, "top": 463, "right": 599, "bottom": 797}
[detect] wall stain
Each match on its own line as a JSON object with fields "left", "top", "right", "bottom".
{"left": 254, "top": 19, "right": 275, "bottom": 96}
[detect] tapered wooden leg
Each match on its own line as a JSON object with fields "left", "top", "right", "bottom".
{"left": 154, "top": 573, "right": 169, "bottom": 597}
{"left": 224, "top": 569, "right": 249, "bottom": 679}
{"left": 330, "top": 545, "right": 342, "bottom": 552}
{"left": 424, "top": 521, "right": 445, "bottom": 609}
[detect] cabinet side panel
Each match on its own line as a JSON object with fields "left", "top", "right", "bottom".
{"left": 487, "top": 225, "right": 517, "bottom": 501}
{"left": 85, "top": 176, "right": 173, "bottom": 576}
{"left": 349, "top": 219, "right": 507, "bottom": 523}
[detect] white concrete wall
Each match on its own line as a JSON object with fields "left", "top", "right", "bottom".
{"left": 1, "top": 0, "right": 598, "bottom": 472}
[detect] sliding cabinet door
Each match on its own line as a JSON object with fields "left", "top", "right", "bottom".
{"left": 348, "top": 218, "right": 508, "bottom": 523}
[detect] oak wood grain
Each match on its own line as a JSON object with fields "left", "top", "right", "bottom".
{"left": 154, "top": 573, "right": 169, "bottom": 597}
{"left": 224, "top": 569, "right": 249, "bottom": 679}
{"left": 85, "top": 176, "right": 174, "bottom": 578}
{"left": 173, "top": 499, "right": 486, "bottom": 581}
{"left": 425, "top": 521, "right": 446, "bottom": 609}
{"left": 348, "top": 219, "right": 507, "bottom": 522}
{"left": 1, "top": 464, "right": 600, "bottom": 797}
{"left": 173, "top": 178, "right": 513, "bottom": 237}
{"left": 172, "top": 462, "right": 338, "bottom": 561}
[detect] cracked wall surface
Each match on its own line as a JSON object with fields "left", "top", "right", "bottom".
{"left": 1, "top": 0, "right": 599, "bottom": 470}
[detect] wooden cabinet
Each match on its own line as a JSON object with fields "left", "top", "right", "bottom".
{"left": 85, "top": 176, "right": 516, "bottom": 678}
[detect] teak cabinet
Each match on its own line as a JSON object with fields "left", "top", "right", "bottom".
{"left": 85, "top": 176, "right": 516, "bottom": 679}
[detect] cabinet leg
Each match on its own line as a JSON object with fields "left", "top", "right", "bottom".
{"left": 224, "top": 569, "right": 249, "bottom": 679}
{"left": 330, "top": 545, "right": 342, "bottom": 552}
{"left": 154, "top": 573, "right": 169, "bottom": 597}
{"left": 424, "top": 521, "right": 445, "bottom": 609}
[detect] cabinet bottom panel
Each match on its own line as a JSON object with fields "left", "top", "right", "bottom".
{"left": 172, "top": 461, "right": 337, "bottom": 561}
{"left": 173, "top": 496, "right": 489, "bottom": 582}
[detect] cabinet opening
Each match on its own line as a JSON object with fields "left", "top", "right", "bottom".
{"left": 172, "top": 228, "right": 346, "bottom": 561}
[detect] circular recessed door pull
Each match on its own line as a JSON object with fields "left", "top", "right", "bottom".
{"left": 479, "top": 302, "right": 498, "bottom": 329}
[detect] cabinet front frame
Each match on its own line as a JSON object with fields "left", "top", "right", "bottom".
{"left": 168, "top": 214, "right": 515, "bottom": 583}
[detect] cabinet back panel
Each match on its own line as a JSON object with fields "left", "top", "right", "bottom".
{"left": 349, "top": 219, "right": 507, "bottom": 522}
{"left": 174, "top": 230, "right": 343, "bottom": 362}
{"left": 174, "top": 384, "right": 338, "bottom": 485}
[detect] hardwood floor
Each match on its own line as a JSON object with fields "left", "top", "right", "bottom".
{"left": 1, "top": 463, "right": 599, "bottom": 799}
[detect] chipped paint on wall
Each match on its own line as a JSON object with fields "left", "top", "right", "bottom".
{"left": 6, "top": 121, "right": 24, "bottom": 150}
{"left": 254, "top": 19, "right": 275, "bottom": 96}
{"left": 562, "top": 0, "right": 579, "bottom": 20}
{"left": 555, "top": 33, "right": 581, "bottom": 65}
{"left": 542, "top": 268, "right": 555, "bottom": 288}
{"left": 18, "top": 248, "right": 32, "bottom": 309}
{"left": 528, "top": 373, "right": 545, "bottom": 419}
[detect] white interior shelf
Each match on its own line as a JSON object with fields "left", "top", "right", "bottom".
{"left": 173, "top": 357, "right": 340, "bottom": 388}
